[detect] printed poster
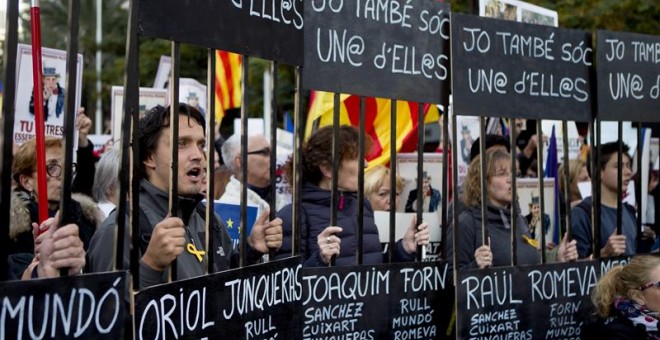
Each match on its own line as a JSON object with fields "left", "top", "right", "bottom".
{"left": 13, "top": 44, "right": 83, "bottom": 145}
{"left": 110, "top": 86, "right": 168, "bottom": 144}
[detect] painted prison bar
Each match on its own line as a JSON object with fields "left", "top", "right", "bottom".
{"left": 0, "top": 0, "right": 659, "bottom": 339}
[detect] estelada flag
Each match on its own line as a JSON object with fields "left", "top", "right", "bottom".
{"left": 306, "top": 91, "right": 441, "bottom": 168}
{"left": 215, "top": 51, "right": 242, "bottom": 123}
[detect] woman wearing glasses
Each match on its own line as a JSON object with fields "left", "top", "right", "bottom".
{"left": 446, "top": 148, "right": 578, "bottom": 270}
{"left": 9, "top": 137, "right": 103, "bottom": 263}
{"left": 586, "top": 255, "right": 660, "bottom": 338}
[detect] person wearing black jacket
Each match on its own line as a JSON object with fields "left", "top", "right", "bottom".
{"left": 274, "top": 125, "right": 429, "bottom": 267}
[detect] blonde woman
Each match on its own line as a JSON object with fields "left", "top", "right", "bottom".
{"left": 446, "top": 148, "right": 577, "bottom": 270}
{"left": 364, "top": 165, "right": 404, "bottom": 211}
{"left": 586, "top": 255, "right": 660, "bottom": 338}
{"left": 559, "top": 159, "right": 590, "bottom": 208}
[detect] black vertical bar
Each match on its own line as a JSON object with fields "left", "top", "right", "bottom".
{"left": 536, "top": 120, "right": 546, "bottom": 263}
{"left": 509, "top": 120, "right": 518, "bottom": 266}
{"left": 616, "top": 122, "right": 623, "bottom": 235}
{"left": 123, "top": 0, "right": 140, "bottom": 288}
{"left": 415, "top": 103, "right": 424, "bottom": 261}
{"left": 205, "top": 49, "right": 216, "bottom": 274}
{"left": 292, "top": 67, "right": 303, "bottom": 256}
{"left": 389, "top": 99, "right": 397, "bottom": 262}
{"left": 329, "top": 93, "right": 340, "bottom": 267}
{"left": 269, "top": 61, "right": 278, "bottom": 261}
{"left": 637, "top": 122, "right": 643, "bottom": 252}
{"left": 58, "top": 0, "right": 81, "bottom": 277}
{"left": 592, "top": 119, "right": 601, "bottom": 258}
{"left": 0, "top": 0, "right": 19, "bottom": 281}
{"left": 440, "top": 105, "right": 449, "bottom": 260}
{"left": 480, "top": 117, "right": 488, "bottom": 247}
{"left": 451, "top": 114, "right": 459, "bottom": 280}
{"left": 168, "top": 42, "right": 180, "bottom": 281}
{"left": 239, "top": 56, "right": 249, "bottom": 267}
{"left": 562, "top": 121, "right": 572, "bottom": 244}
{"left": 356, "top": 97, "right": 365, "bottom": 265}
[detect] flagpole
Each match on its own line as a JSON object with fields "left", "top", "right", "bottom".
{"left": 30, "top": 0, "right": 49, "bottom": 224}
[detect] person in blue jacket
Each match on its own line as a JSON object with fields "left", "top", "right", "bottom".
{"left": 274, "top": 125, "right": 429, "bottom": 267}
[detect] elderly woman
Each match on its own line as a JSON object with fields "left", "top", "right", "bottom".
{"left": 92, "top": 147, "right": 120, "bottom": 218}
{"left": 586, "top": 255, "right": 660, "bottom": 338}
{"left": 10, "top": 137, "right": 102, "bottom": 257}
{"left": 364, "top": 165, "right": 404, "bottom": 211}
{"left": 446, "top": 148, "right": 577, "bottom": 270}
{"left": 275, "top": 125, "right": 429, "bottom": 267}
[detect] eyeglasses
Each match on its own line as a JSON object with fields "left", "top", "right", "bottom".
{"left": 46, "top": 163, "right": 77, "bottom": 178}
{"left": 246, "top": 148, "right": 270, "bottom": 156}
{"left": 639, "top": 281, "right": 660, "bottom": 291}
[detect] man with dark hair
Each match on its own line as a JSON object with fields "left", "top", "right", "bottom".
{"left": 87, "top": 104, "right": 282, "bottom": 288}
{"left": 571, "top": 142, "right": 639, "bottom": 258}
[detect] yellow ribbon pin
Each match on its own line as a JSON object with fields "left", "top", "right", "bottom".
{"left": 187, "top": 243, "right": 206, "bottom": 262}
{"left": 522, "top": 234, "right": 539, "bottom": 249}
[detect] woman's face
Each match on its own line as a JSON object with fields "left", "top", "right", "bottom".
{"left": 33, "top": 146, "right": 64, "bottom": 203}
{"left": 337, "top": 158, "right": 364, "bottom": 192}
{"left": 487, "top": 161, "right": 512, "bottom": 208}
{"left": 637, "top": 264, "right": 660, "bottom": 313}
{"left": 570, "top": 165, "right": 590, "bottom": 200}
{"left": 368, "top": 180, "right": 401, "bottom": 211}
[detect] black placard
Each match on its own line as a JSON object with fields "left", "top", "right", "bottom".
{"left": 455, "top": 258, "right": 631, "bottom": 339}
{"left": 138, "top": 0, "right": 304, "bottom": 66}
{"left": 302, "top": 261, "right": 454, "bottom": 339}
{"left": 451, "top": 13, "right": 592, "bottom": 121}
{"left": 134, "top": 257, "right": 302, "bottom": 339}
{"left": 0, "top": 271, "right": 127, "bottom": 339}
{"left": 303, "top": 0, "right": 450, "bottom": 104}
{"left": 597, "top": 30, "right": 660, "bottom": 121}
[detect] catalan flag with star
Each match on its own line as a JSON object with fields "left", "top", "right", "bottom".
{"left": 306, "top": 91, "right": 441, "bottom": 168}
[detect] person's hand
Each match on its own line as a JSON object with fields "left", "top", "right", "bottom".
{"left": 649, "top": 173, "right": 659, "bottom": 192}
{"left": 76, "top": 108, "right": 92, "bottom": 147}
{"left": 248, "top": 209, "right": 283, "bottom": 253}
{"left": 555, "top": 233, "right": 578, "bottom": 262}
{"left": 642, "top": 226, "right": 656, "bottom": 241}
{"left": 32, "top": 212, "right": 86, "bottom": 278}
{"left": 474, "top": 239, "right": 492, "bottom": 269}
{"left": 600, "top": 229, "right": 626, "bottom": 257}
{"left": 141, "top": 217, "right": 185, "bottom": 272}
{"left": 317, "top": 226, "right": 342, "bottom": 264}
{"left": 403, "top": 215, "right": 430, "bottom": 254}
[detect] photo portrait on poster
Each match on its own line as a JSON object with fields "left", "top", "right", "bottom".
{"left": 177, "top": 78, "right": 207, "bottom": 116}
{"left": 396, "top": 153, "right": 443, "bottom": 219}
{"left": 110, "top": 86, "right": 168, "bottom": 144}
{"left": 453, "top": 115, "right": 481, "bottom": 185}
{"left": 480, "top": 0, "right": 558, "bottom": 27}
{"left": 13, "top": 44, "right": 83, "bottom": 145}
{"left": 517, "top": 178, "right": 556, "bottom": 249}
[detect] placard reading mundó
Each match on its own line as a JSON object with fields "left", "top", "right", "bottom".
{"left": 302, "top": 261, "right": 454, "bottom": 339}
{"left": 455, "top": 257, "right": 631, "bottom": 339}
{"left": 134, "top": 257, "right": 302, "bottom": 339}
{"left": 303, "top": 0, "right": 450, "bottom": 104}
{"left": 451, "top": 13, "right": 592, "bottom": 121}
{"left": 0, "top": 271, "right": 127, "bottom": 339}
{"left": 596, "top": 30, "right": 660, "bottom": 121}
{"left": 138, "top": 0, "right": 304, "bottom": 66}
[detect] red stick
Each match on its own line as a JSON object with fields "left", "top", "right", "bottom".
{"left": 30, "top": 1, "right": 49, "bottom": 224}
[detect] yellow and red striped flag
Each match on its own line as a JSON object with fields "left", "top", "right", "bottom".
{"left": 306, "top": 91, "right": 441, "bottom": 168}
{"left": 214, "top": 51, "right": 242, "bottom": 123}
